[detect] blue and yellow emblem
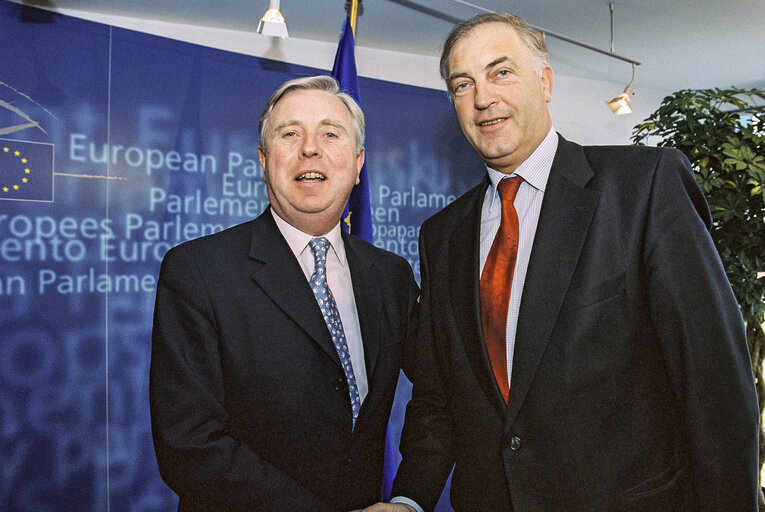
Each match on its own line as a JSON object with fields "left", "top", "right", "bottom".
{"left": 0, "top": 138, "right": 54, "bottom": 202}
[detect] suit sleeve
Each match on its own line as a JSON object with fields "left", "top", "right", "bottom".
{"left": 643, "top": 149, "right": 759, "bottom": 510}
{"left": 149, "top": 244, "right": 334, "bottom": 511}
{"left": 393, "top": 226, "right": 458, "bottom": 511}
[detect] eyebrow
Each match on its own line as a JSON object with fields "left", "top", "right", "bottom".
{"left": 485, "top": 56, "right": 510, "bottom": 70}
{"left": 271, "top": 119, "right": 348, "bottom": 133}
{"left": 448, "top": 56, "right": 511, "bottom": 83}
{"left": 321, "top": 119, "right": 348, "bottom": 131}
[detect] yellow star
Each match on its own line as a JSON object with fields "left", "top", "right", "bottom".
{"left": 13, "top": 185, "right": 19, "bottom": 190}
{"left": 2, "top": 147, "right": 8, "bottom": 152}
{"left": 22, "top": 178, "right": 28, "bottom": 183}
{"left": 14, "top": 151, "right": 20, "bottom": 156}
{"left": 2, "top": 187, "right": 8, "bottom": 192}
{"left": 24, "top": 168, "right": 30, "bottom": 174}
{"left": 21, "top": 158, "right": 27, "bottom": 163}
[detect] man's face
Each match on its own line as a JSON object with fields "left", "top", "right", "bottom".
{"left": 259, "top": 89, "right": 363, "bottom": 235}
{"left": 448, "top": 22, "right": 553, "bottom": 174}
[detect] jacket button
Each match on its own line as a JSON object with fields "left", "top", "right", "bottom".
{"left": 333, "top": 377, "right": 345, "bottom": 391}
{"left": 510, "top": 436, "right": 521, "bottom": 451}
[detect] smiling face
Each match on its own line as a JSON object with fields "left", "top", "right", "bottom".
{"left": 258, "top": 88, "right": 364, "bottom": 236}
{"left": 448, "top": 22, "right": 554, "bottom": 174}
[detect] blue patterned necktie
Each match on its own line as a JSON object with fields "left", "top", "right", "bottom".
{"left": 308, "top": 237, "right": 361, "bottom": 427}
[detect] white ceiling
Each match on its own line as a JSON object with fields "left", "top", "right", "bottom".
{"left": 11, "top": 0, "right": 765, "bottom": 94}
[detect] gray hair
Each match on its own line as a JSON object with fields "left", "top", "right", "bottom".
{"left": 440, "top": 13, "right": 549, "bottom": 95}
{"left": 258, "top": 75, "right": 365, "bottom": 155}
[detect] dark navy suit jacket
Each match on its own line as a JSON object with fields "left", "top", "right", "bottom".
{"left": 151, "top": 209, "right": 418, "bottom": 511}
{"left": 392, "top": 137, "right": 759, "bottom": 511}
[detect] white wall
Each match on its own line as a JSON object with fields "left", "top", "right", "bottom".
{"left": 549, "top": 74, "right": 668, "bottom": 146}
{"left": 39, "top": 7, "right": 671, "bottom": 147}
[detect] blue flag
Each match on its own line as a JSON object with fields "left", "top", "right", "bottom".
{"left": 333, "top": 16, "right": 398, "bottom": 499}
{"left": 0, "top": 138, "right": 54, "bottom": 202}
{"left": 331, "top": 17, "right": 373, "bottom": 243}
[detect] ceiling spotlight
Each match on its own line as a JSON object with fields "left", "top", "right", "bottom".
{"left": 605, "top": 3, "right": 635, "bottom": 115}
{"left": 606, "top": 63, "right": 635, "bottom": 115}
{"left": 257, "top": 0, "right": 288, "bottom": 38}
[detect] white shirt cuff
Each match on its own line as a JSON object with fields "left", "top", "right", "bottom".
{"left": 390, "top": 496, "right": 424, "bottom": 512}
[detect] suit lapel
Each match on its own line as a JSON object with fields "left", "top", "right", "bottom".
{"left": 505, "top": 137, "right": 599, "bottom": 430}
{"left": 343, "top": 234, "right": 382, "bottom": 382}
{"left": 248, "top": 211, "right": 341, "bottom": 366}
{"left": 447, "top": 178, "right": 509, "bottom": 413}
{"left": 344, "top": 234, "right": 388, "bottom": 427}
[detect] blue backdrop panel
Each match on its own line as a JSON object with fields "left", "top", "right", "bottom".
{"left": 0, "top": 1, "right": 484, "bottom": 510}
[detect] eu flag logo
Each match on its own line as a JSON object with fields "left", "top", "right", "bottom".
{"left": 0, "top": 138, "right": 54, "bottom": 202}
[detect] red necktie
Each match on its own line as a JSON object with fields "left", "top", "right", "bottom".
{"left": 480, "top": 176, "right": 523, "bottom": 403}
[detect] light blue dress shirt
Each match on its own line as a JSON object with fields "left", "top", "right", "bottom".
{"left": 479, "top": 126, "right": 558, "bottom": 387}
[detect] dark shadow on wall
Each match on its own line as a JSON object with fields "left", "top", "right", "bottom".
{"left": 10, "top": 0, "right": 59, "bottom": 23}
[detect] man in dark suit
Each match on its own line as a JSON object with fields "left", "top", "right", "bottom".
{"left": 367, "top": 13, "right": 759, "bottom": 512}
{"left": 150, "top": 75, "right": 418, "bottom": 511}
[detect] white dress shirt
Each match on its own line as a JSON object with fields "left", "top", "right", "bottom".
{"left": 270, "top": 209, "right": 368, "bottom": 404}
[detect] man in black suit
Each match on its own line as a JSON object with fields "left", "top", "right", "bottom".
{"left": 368, "top": 13, "right": 759, "bottom": 512}
{"left": 150, "top": 75, "right": 418, "bottom": 511}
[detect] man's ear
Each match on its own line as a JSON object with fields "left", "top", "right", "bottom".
{"left": 258, "top": 146, "right": 267, "bottom": 179}
{"left": 355, "top": 148, "right": 365, "bottom": 185}
{"left": 541, "top": 65, "right": 554, "bottom": 103}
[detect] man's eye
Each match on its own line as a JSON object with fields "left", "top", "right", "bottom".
{"left": 453, "top": 81, "right": 470, "bottom": 94}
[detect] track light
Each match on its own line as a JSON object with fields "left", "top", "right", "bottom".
{"left": 257, "top": 0, "right": 288, "bottom": 38}
{"left": 606, "top": 63, "right": 635, "bottom": 115}
{"left": 605, "top": 3, "right": 634, "bottom": 115}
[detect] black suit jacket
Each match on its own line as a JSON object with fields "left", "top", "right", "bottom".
{"left": 392, "top": 137, "right": 759, "bottom": 511}
{"left": 150, "top": 209, "right": 418, "bottom": 511}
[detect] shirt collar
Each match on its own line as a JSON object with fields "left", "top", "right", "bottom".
{"left": 270, "top": 208, "right": 347, "bottom": 266}
{"left": 486, "top": 126, "right": 558, "bottom": 210}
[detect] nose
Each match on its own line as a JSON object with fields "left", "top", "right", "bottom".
{"left": 300, "top": 133, "right": 321, "bottom": 158}
{"left": 473, "top": 81, "right": 496, "bottom": 110}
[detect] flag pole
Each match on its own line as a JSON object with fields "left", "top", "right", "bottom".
{"left": 349, "top": 0, "right": 360, "bottom": 35}
{"left": 333, "top": 0, "right": 373, "bottom": 241}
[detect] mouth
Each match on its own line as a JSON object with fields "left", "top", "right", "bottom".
{"left": 296, "top": 171, "right": 326, "bottom": 181}
{"left": 478, "top": 117, "right": 507, "bottom": 127}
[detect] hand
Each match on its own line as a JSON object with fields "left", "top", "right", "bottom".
{"left": 352, "top": 504, "right": 416, "bottom": 512}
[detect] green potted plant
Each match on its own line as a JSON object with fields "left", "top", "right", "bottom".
{"left": 632, "top": 87, "right": 765, "bottom": 474}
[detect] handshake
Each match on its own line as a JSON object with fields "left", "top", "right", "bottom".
{"left": 350, "top": 504, "right": 417, "bottom": 512}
